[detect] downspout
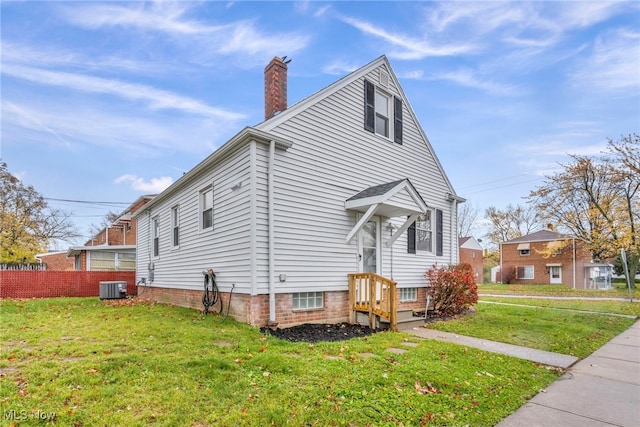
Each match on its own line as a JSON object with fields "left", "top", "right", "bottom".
{"left": 572, "top": 238, "right": 576, "bottom": 289}
{"left": 268, "top": 140, "right": 276, "bottom": 325}
{"left": 249, "top": 141, "right": 257, "bottom": 296}
{"left": 499, "top": 243, "right": 503, "bottom": 284}
{"left": 450, "top": 199, "right": 457, "bottom": 265}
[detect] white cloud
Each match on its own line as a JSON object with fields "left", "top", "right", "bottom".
{"left": 2, "top": 64, "right": 245, "bottom": 121}
{"left": 338, "top": 15, "right": 477, "bottom": 60}
{"left": 569, "top": 29, "right": 640, "bottom": 93}
{"left": 432, "top": 68, "right": 522, "bottom": 96}
{"left": 115, "top": 174, "right": 173, "bottom": 193}
{"left": 57, "top": 2, "right": 309, "bottom": 62}
{"left": 323, "top": 60, "right": 358, "bottom": 75}
{"left": 1, "top": 101, "right": 228, "bottom": 156}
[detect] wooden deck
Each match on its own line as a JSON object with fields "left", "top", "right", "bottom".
{"left": 348, "top": 272, "right": 397, "bottom": 331}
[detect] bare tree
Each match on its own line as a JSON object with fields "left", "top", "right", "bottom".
{"left": 0, "top": 161, "right": 79, "bottom": 262}
{"left": 484, "top": 204, "right": 542, "bottom": 247}
{"left": 457, "top": 201, "right": 480, "bottom": 238}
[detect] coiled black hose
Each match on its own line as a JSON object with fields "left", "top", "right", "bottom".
{"left": 202, "top": 269, "right": 235, "bottom": 322}
{"left": 202, "top": 269, "right": 221, "bottom": 315}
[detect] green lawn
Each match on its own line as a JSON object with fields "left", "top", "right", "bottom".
{"left": 0, "top": 298, "right": 562, "bottom": 426}
{"left": 479, "top": 282, "right": 640, "bottom": 299}
{"left": 427, "top": 301, "right": 637, "bottom": 358}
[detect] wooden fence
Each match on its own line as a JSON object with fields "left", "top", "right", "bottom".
{"left": 0, "top": 271, "right": 137, "bottom": 299}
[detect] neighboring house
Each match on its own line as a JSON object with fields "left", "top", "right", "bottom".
{"left": 135, "top": 55, "right": 465, "bottom": 328}
{"left": 67, "top": 195, "right": 154, "bottom": 271}
{"left": 35, "top": 251, "right": 75, "bottom": 270}
{"left": 499, "top": 229, "right": 612, "bottom": 289}
{"left": 459, "top": 237, "right": 483, "bottom": 284}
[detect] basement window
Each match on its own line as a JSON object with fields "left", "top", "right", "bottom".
{"left": 399, "top": 288, "right": 417, "bottom": 302}
{"left": 293, "top": 292, "right": 324, "bottom": 310}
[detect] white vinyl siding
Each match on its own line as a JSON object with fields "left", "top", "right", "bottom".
{"left": 135, "top": 59, "right": 458, "bottom": 300}
{"left": 135, "top": 144, "right": 253, "bottom": 294}
{"left": 259, "top": 64, "right": 455, "bottom": 291}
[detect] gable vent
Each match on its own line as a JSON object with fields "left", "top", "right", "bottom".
{"left": 379, "top": 70, "right": 389, "bottom": 88}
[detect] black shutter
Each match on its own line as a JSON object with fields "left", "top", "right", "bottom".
{"left": 394, "top": 96, "right": 403, "bottom": 144}
{"left": 407, "top": 218, "right": 416, "bottom": 254}
{"left": 364, "top": 80, "right": 375, "bottom": 133}
{"left": 436, "top": 209, "right": 443, "bottom": 256}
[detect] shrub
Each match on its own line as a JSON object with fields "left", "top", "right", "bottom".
{"left": 424, "top": 263, "right": 478, "bottom": 316}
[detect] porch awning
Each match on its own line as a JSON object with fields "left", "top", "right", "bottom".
{"left": 517, "top": 243, "right": 530, "bottom": 250}
{"left": 344, "top": 178, "right": 428, "bottom": 244}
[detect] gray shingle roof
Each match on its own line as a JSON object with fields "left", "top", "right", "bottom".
{"left": 503, "top": 229, "right": 572, "bottom": 244}
{"left": 346, "top": 179, "right": 408, "bottom": 202}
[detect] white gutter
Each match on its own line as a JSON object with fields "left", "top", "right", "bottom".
{"left": 572, "top": 238, "right": 576, "bottom": 289}
{"left": 268, "top": 140, "right": 276, "bottom": 324}
{"left": 250, "top": 141, "right": 258, "bottom": 296}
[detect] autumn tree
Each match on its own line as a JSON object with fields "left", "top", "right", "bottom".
{"left": 457, "top": 201, "right": 480, "bottom": 238}
{"left": 483, "top": 203, "right": 543, "bottom": 247}
{"left": 0, "top": 161, "right": 79, "bottom": 262}
{"left": 528, "top": 134, "right": 639, "bottom": 284}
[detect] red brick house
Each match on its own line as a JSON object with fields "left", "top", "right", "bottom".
{"left": 35, "top": 251, "right": 75, "bottom": 270}
{"left": 499, "top": 229, "right": 612, "bottom": 289}
{"left": 459, "top": 236, "right": 483, "bottom": 284}
{"left": 67, "top": 195, "right": 154, "bottom": 271}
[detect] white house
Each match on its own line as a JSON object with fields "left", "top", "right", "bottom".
{"left": 135, "top": 55, "right": 464, "bottom": 328}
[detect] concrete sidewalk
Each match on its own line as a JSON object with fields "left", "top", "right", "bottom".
{"left": 408, "top": 320, "right": 640, "bottom": 426}
{"left": 497, "top": 320, "right": 640, "bottom": 426}
{"left": 409, "top": 327, "right": 579, "bottom": 368}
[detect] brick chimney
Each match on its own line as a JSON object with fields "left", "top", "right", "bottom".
{"left": 264, "top": 56, "right": 288, "bottom": 120}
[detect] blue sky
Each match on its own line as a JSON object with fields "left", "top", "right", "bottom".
{"left": 2, "top": 1, "right": 639, "bottom": 247}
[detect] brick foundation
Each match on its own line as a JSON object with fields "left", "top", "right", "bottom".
{"left": 135, "top": 285, "right": 430, "bottom": 328}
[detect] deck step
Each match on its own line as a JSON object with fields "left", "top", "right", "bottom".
{"left": 379, "top": 316, "right": 425, "bottom": 331}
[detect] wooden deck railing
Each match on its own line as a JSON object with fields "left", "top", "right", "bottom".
{"left": 348, "top": 273, "right": 397, "bottom": 331}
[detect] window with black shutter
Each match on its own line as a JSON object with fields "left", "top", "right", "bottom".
{"left": 394, "top": 96, "right": 403, "bottom": 144}
{"left": 364, "top": 80, "right": 375, "bottom": 132}
{"left": 436, "top": 209, "right": 443, "bottom": 256}
{"left": 407, "top": 219, "right": 416, "bottom": 254}
{"left": 364, "top": 80, "right": 403, "bottom": 143}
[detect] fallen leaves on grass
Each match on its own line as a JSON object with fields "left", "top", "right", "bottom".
{"left": 414, "top": 380, "right": 440, "bottom": 395}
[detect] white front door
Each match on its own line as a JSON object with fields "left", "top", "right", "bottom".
{"left": 359, "top": 216, "right": 381, "bottom": 274}
{"left": 550, "top": 266, "right": 562, "bottom": 284}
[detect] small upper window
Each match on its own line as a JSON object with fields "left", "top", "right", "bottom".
{"left": 364, "top": 80, "right": 403, "bottom": 144}
{"left": 171, "top": 206, "right": 179, "bottom": 247}
{"left": 375, "top": 91, "right": 390, "bottom": 137}
{"left": 201, "top": 187, "right": 213, "bottom": 230}
{"left": 519, "top": 249, "right": 530, "bottom": 256}
{"left": 152, "top": 217, "right": 159, "bottom": 257}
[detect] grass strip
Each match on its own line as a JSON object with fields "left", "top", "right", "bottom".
{"left": 426, "top": 302, "right": 636, "bottom": 358}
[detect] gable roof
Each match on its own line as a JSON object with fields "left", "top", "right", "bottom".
{"left": 503, "top": 229, "right": 572, "bottom": 244}
{"left": 345, "top": 178, "right": 428, "bottom": 218}
{"left": 459, "top": 236, "right": 483, "bottom": 251}
{"left": 256, "top": 55, "right": 460, "bottom": 200}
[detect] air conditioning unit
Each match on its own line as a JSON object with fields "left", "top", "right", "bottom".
{"left": 99, "top": 281, "right": 127, "bottom": 300}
